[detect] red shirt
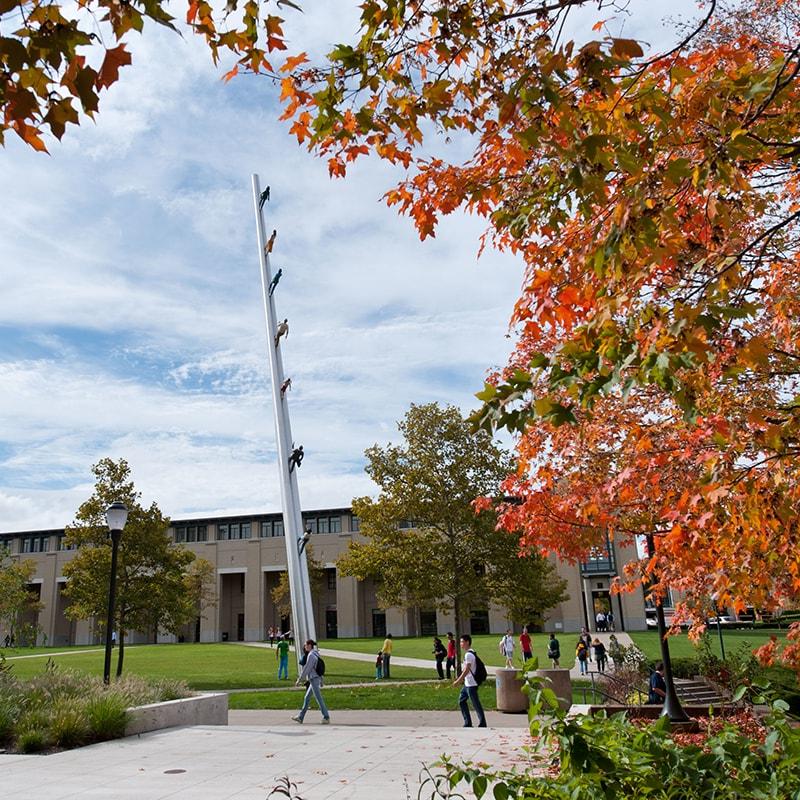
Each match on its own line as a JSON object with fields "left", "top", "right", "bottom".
{"left": 447, "top": 639, "right": 456, "bottom": 658}
{"left": 520, "top": 632, "right": 532, "bottom": 653}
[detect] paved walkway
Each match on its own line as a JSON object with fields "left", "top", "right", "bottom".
{"left": 0, "top": 716, "right": 535, "bottom": 799}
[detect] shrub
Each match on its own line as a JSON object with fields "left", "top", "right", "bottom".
{"left": 49, "top": 698, "right": 90, "bottom": 748}
{"left": 15, "top": 708, "right": 51, "bottom": 753}
{"left": 85, "top": 694, "right": 130, "bottom": 741}
{"left": 420, "top": 670, "right": 800, "bottom": 799}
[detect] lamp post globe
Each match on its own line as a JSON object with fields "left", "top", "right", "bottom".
{"left": 103, "top": 502, "right": 128, "bottom": 684}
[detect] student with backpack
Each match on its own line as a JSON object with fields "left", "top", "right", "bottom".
{"left": 292, "top": 639, "right": 330, "bottom": 725}
{"left": 452, "top": 634, "right": 487, "bottom": 728}
{"left": 576, "top": 639, "right": 589, "bottom": 675}
{"left": 547, "top": 633, "right": 561, "bottom": 667}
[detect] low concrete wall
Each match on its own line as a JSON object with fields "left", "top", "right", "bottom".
{"left": 125, "top": 693, "right": 228, "bottom": 737}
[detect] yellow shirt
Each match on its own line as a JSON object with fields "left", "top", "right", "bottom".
{"left": 382, "top": 638, "right": 393, "bottom": 655}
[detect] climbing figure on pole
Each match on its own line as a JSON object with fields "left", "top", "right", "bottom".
{"left": 275, "top": 319, "right": 289, "bottom": 348}
{"left": 268, "top": 268, "right": 283, "bottom": 297}
{"left": 280, "top": 378, "right": 292, "bottom": 397}
{"left": 265, "top": 229, "right": 277, "bottom": 254}
{"left": 288, "top": 445, "right": 304, "bottom": 473}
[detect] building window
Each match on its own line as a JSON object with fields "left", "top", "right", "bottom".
{"left": 303, "top": 517, "right": 317, "bottom": 534}
{"left": 318, "top": 517, "right": 329, "bottom": 534}
{"left": 350, "top": 515, "right": 360, "bottom": 532}
{"left": 580, "top": 532, "right": 616, "bottom": 574}
{"left": 22, "top": 537, "right": 31, "bottom": 553}
{"left": 217, "top": 522, "right": 251, "bottom": 541}
{"left": 274, "top": 520, "right": 284, "bottom": 537}
{"left": 327, "top": 570, "right": 336, "bottom": 590}
{"left": 398, "top": 519, "right": 415, "bottom": 529}
{"left": 22, "top": 536, "right": 48, "bottom": 553}
{"left": 58, "top": 536, "right": 76, "bottom": 552}
{"left": 261, "top": 521, "right": 271, "bottom": 538}
{"left": 175, "top": 525, "right": 208, "bottom": 543}
{"left": 330, "top": 516, "right": 341, "bottom": 533}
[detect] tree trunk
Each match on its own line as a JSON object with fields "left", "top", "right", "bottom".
{"left": 116, "top": 625, "right": 125, "bottom": 677}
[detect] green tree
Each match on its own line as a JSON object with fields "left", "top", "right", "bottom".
{"left": 62, "top": 458, "right": 213, "bottom": 676}
{"left": 484, "top": 535, "right": 569, "bottom": 630}
{"left": 0, "top": 547, "right": 43, "bottom": 644}
{"left": 337, "top": 403, "right": 567, "bottom": 664}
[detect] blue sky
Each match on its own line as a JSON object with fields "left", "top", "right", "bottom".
{"left": 0, "top": 0, "right": 701, "bottom": 531}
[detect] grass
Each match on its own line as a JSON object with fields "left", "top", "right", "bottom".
{"left": 320, "top": 632, "right": 577, "bottom": 669}
{"left": 230, "top": 681, "right": 500, "bottom": 711}
{"left": 628, "top": 630, "right": 788, "bottom": 661}
{"left": 5, "top": 643, "right": 433, "bottom": 690}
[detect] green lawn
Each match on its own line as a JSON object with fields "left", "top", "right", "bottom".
{"left": 628, "top": 630, "right": 788, "bottom": 661}
{"left": 230, "top": 681, "right": 500, "bottom": 711}
{"left": 321, "top": 632, "right": 576, "bottom": 669}
{"left": 4, "top": 643, "right": 433, "bottom": 690}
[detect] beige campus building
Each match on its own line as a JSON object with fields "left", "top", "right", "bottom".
{"left": 0, "top": 507, "right": 651, "bottom": 646}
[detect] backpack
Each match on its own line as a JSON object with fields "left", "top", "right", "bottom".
{"left": 315, "top": 654, "right": 326, "bottom": 677}
{"left": 468, "top": 649, "right": 488, "bottom": 685}
{"left": 548, "top": 640, "right": 560, "bottom": 658}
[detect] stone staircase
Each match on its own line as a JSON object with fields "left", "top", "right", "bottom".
{"left": 674, "top": 678, "right": 727, "bottom": 707}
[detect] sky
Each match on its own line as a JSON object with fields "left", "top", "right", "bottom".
{"left": 0, "top": 0, "right": 703, "bottom": 532}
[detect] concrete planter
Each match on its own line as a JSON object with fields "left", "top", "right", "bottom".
{"left": 125, "top": 692, "right": 228, "bottom": 737}
{"left": 495, "top": 669, "right": 529, "bottom": 713}
{"left": 534, "top": 669, "right": 573, "bottom": 712}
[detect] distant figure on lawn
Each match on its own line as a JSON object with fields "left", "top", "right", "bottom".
{"left": 519, "top": 626, "right": 533, "bottom": 662}
{"left": 277, "top": 636, "right": 290, "bottom": 680}
{"left": 446, "top": 632, "right": 457, "bottom": 679}
{"left": 433, "top": 636, "right": 447, "bottom": 679}
{"left": 375, "top": 651, "right": 383, "bottom": 680}
{"left": 547, "top": 633, "right": 561, "bottom": 668}
{"left": 381, "top": 633, "right": 393, "bottom": 679}
{"left": 576, "top": 639, "right": 589, "bottom": 675}
{"left": 499, "top": 629, "right": 515, "bottom": 668}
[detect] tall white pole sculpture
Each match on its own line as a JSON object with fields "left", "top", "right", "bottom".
{"left": 251, "top": 174, "right": 317, "bottom": 666}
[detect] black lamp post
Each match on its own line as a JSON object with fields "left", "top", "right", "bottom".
{"left": 103, "top": 501, "right": 128, "bottom": 685}
{"left": 645, "top": 533, "right": 689, "bottom": 722}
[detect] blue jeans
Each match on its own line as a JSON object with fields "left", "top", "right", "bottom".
{"left": 298, "top": 678, "right": 329, "bottom": 721}
{"left": 278, "top": 655, "right": 288, "bottom": 679}
{"left": 458, "top": 685, "right": 486, "bottom": 727}
{"left": 382, "top": 654, "right": 391, "bottom": 678}
{"left": 579, "top": 658, "right": 587, "bottom": 675}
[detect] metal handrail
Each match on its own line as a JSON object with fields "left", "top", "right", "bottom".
{"left": 577, "top": 671, "right": 648, "bottom": 705}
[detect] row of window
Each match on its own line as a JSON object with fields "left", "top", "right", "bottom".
{"left": 174, "top": 525, "right": 208, "bottom": 543}
{"left": 173, "top": 515, "right": 354, "bottom": 542}
{"left": 21, "top": 536, "right": 50, "bottom": 553}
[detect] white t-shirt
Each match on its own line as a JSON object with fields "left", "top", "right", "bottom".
{"left": 464, "top": 650, "right": 477, "bottom": 688}
{"left": 500, "top": 635, "right": 514, "bottom": 656}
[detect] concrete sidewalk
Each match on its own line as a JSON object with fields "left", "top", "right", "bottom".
{"left": 0, "top": 717, "right": 535, "bottom": 799}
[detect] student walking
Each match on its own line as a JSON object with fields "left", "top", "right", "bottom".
{"left": 276, "top": 635, "right": 290, "bottom": 679}
{"left": 453, "top": 634, "right": 486, "bottom": 728}
{"left": 499, "top": 629, "right": 515, "bottom": 668}
{"left": 446, "top": 632, "right": 457, "bottom": 679}
{"left": 547, "top": 633, "right": 561, "bottom": 667}
{"left": 292, "top": 640, "right": 330, "bottom": 724}
{"left": 576, "top": 639, "right": 589, "bottom": 675}
{"left": 433, "top": 637, "right": 447, "bottom": 679}
{"left": 593, "top": 638, "right": 607, "bottom": 673}
{"left": 519, "top": 626, "right": 533, "bottom": 661}
{"left": 381, "top": 633, "right": 393, "bottom": 678}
